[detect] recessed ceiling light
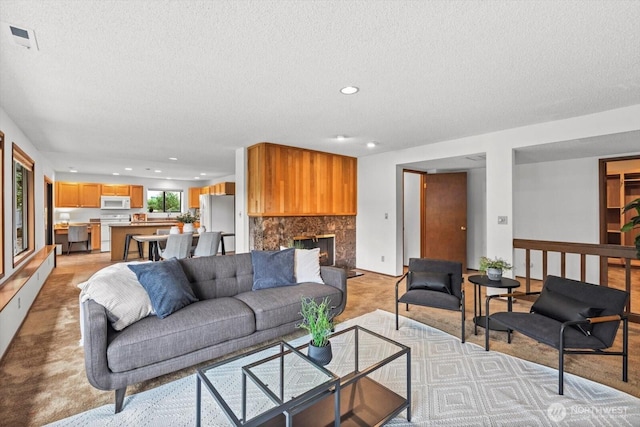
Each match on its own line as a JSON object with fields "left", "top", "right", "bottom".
{"left": 200, "top": 172, "right": 206, "bottom": 176}
{"left": 194, "top": 177, "right": 200, "bottom": 180}
{"left": 124, "top": 167, "right": 132, "bottom": 171}
{"left": 367, "top": 141, "right": 377, "bottom": 148}
{"left": 169, "top": 157, "right": 178, "bottom": 161}
{"left": 336, "top": 135, "right": 347, "bottom": 141}
{"left": 340, "top": 86, "right": 359, "bottom": 95}
{"left": 154, "top": 170, "right": 162, "bottom": 173}
{"left": 112, "top": 172, "right": 120, "bottom": 176}
{"left": 166, "top": 177, "right": 172, "bottom": 180}
{"left": 69, "top": 169, "right": 78, "bottom": 173}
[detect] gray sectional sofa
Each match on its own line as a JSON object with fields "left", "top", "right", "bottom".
{"left": 81, "top": 252, "right": 347, "bottom": 413}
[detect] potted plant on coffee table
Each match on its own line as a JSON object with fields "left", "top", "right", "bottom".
{"left": 479, "top": 256, "right": 512, "bottom": 281}
{"left": 298, "top": 296, "right": 333, "bottom": 366}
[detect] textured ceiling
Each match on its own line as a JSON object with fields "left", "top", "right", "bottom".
{"left": 1, "top": 0, "right": 639, "bottom": 180}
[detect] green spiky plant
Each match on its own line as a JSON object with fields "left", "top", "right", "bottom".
{"left": 298, "top": 297, "right": 332, "bottom": 347}
{"left": 621, "top": 198, "right": 640, "bottom": 258}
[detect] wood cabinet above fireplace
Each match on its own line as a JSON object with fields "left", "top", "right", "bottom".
{"left": 248, "top": 143, "right": 357, "bottom": 216}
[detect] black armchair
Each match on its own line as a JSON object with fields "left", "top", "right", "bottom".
{"left": 485, "top": 275, "right": 629, "bottom": 395}
{"left": 395, "top": 258, "right": 465, "bottom": 343}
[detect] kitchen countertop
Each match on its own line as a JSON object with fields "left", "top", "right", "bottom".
{"left": 110, "top": 222, "right": 178, "bottom": 227}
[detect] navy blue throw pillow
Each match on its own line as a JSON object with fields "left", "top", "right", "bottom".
{"left": 251, "top": 249, "right": 296, "bottom": 290}
{"left": 128, "top": 258, "right": 198, "bottom": 319}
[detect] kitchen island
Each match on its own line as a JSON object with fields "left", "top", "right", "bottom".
{"left": 108, "top": 222, "right": 178, "bottom": 261}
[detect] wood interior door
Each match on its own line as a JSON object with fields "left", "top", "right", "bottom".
{"left": 422, "top": 172, "right": 467, "bottom": 270}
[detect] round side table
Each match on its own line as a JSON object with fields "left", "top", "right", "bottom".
{"left": 467, "top": 275, "right": 520, "bottom": 335}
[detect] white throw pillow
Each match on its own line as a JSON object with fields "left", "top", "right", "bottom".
{"left": 78, "top": 261, "right": 154, "bottom": 331}
{"left": 294, "top": 248, "right": 324, "bottom": 284}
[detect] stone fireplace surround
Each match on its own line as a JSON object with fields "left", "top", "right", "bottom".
{"left": 249, "top": 216, "right": 356, "bottom": 269}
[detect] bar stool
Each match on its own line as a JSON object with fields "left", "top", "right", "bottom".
{"left": 123, "top": 234, "right": 144, "bottom": 260}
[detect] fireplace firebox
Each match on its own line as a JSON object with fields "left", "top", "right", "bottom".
{"left": 292, "top": 234, "right": 335, "bottom": 266}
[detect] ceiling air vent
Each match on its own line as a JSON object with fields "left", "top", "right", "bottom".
{"left": 2, "top": 22, "right": 38, "bottom": 50}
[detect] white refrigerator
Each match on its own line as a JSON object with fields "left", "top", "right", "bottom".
{"left": 199, "top": 195, "right": 235, "bottom": 253}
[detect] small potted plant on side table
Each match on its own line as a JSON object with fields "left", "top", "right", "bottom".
{"left": 176, "top": 212, "right": 198, "bottom": 233}
{"left": 479, "top": 256, "right": 512, "bottom": 281}
{"left": 298, "top": 296, "right": 333, "bottom": 366}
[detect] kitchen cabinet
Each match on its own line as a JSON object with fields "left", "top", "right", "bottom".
{"left": 56, "top": 182, "right": 102, "bottom": 208}
{"left": 211, "top": 182, "right": 235, "bottom": 195}
{"left": 248, "top": 143, "right": 357, "bottom": 216}
{"left": 192, "top": 183, "right": 234, "bottom": 203}
{"left": 102, "top": 184, "right": 130, "bottom": 196}
{"left": 90, "top": 224, "right": 101, "bottom": 250}
{"left": 189, "top": 187, "right": 202, "bottom": 209}
{"left": 130, "top": 185, "right": 144, "bottom": 208}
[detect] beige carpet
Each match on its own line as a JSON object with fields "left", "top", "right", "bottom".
{"left": 0, "top": 252, "right": 638, "bottom": 426}
{"left": 47, "top": 310, "right": 640, "bottom": 426}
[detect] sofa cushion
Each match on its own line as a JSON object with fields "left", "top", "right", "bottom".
{"left": 107, "top": 297, "right": 255, "bottom": 372}
{"left": 179, "top": 253, "right": 254, "bottom": 300}
{"left": 408, "top": 271, "right": 451, "bottom": 294}
{"left": 234, "top": 283, "right": 342, "bottom": 331}
{"left": 491, "top": 312, "right": 608, "bottom": 350}
{"left": 128, "top": 258, "right": 198, "bottom": 319}
{"left": 294, "top": 248, "right": 324, "bottom": 284}
{"left": 531, "top": 288, "right": 604, "bottom": 336}
{"left": 78, "top": 261, "right": 154, "bottom": 331}
{"left": 251, "top": 249, "right": 296, "bottom": 290}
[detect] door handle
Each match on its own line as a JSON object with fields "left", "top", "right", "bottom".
{"left": 461, "top": 226, "right": 467, "bottom": 231}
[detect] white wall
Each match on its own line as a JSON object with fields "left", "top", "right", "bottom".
{"left": 467, "top": 168, "right": 487, "bottom": 270}
{"left": 513, "top": 156, "right": 602, "bottom": 283}
{"left": 1, "top": 108, "right": 56, "bottom": 285}
{"left": 357, "top": 105, "right": 640, "bottom": 277}
{"left": 234, "top": 147, "right": 249, "bottom": 254}
{"left": 403, "top": 172, "right": 421, "bottom": 265}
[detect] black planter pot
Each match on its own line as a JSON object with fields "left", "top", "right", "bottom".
{"left": 307, "top": 341, "right": 332, "bottom": 366}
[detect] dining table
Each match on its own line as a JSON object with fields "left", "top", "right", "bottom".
{"left": 132, "top": 232, "right": 235, "bottom": 260}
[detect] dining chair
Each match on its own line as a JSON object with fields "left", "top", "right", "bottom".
{"left": 160, "top": 233, "right": 193, "bottom": 260}
{"left": 67, "top": 225, "right": 90, "bottom": 255}
{"left": 192, "top": 231, "right": 222, "bottom": 257}
{"left": 156, "top": 229, "right": 170, "bottom": 250}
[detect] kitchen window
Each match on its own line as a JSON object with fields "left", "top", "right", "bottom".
{"left": 13, "top": 143, "right": 35, "bottom": 266}
{"left": 147, "top": 190, "right": 182, "bottom": 212}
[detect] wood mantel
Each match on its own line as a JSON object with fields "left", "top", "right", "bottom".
{"left": 247, "top": 142, "right": 357, "bottom": 216}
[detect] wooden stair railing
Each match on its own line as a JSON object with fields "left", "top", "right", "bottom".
{"left": 513, "top": 239, "right": 638, "bottom": 323}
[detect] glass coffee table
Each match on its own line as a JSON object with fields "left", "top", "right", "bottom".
{"left": 196, "top": 325, "right": 411, "bottom": 426}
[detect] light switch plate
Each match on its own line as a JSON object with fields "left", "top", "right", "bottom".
{"left": 498, "top": 216, "right": 508, "bottom": 225}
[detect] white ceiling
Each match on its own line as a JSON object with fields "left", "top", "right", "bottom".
{"left": 1, "top": 0, "right": 639, "bottom": 181}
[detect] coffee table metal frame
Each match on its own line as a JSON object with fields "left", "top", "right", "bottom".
{"left": 196, "top": 340, "right": 338, "bottom": 427}
{"left": 196, "top": 325, "right": 411, "bottom": 427}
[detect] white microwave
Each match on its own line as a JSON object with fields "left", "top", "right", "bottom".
{"left": 101, "top": 196, "right": 131, "bottom": 210}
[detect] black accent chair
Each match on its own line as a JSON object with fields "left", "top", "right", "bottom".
{"left": 485, "top": 275, "right": 629, "bottom": 395}
{"left": 395, "top": 258, "right": 465, "bottom": 343}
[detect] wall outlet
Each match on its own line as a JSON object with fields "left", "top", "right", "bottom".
{"left": 18, "top": 297, "right": 21, "bottom": 309}
{"left": 381, "top": 255, "right": 385, "bottom": 262}
{"left": 497, "top": 216, "right": 508, "bottom": 225}
{"left": 384, "top": 213, "right": 388, "bottom": 219}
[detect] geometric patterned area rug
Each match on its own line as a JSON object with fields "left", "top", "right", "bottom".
{"left": 47, "top": 309, "right": 640, "bottom": 426}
